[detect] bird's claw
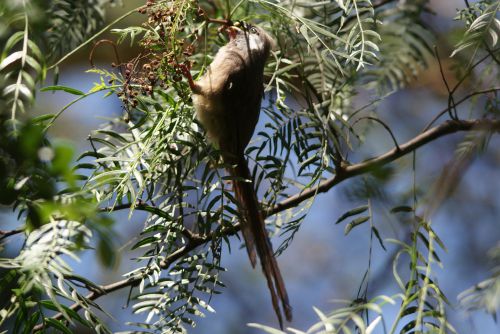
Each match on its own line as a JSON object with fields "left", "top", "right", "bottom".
{"left": 178, "top": 62, "right": 196, "bottom": 91}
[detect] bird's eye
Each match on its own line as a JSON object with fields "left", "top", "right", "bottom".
{"left": 250, "top": 27, "right": 258, "bottom": 34}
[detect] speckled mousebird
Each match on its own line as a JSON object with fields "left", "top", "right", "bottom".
{"left": 182, "top": 22, "right": 292, "bottom": 328}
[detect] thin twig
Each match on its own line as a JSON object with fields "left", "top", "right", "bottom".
{"left": 89, "top": 39, "right": 121, "bottom": 68}
{"left": 450, "top": 50, "right": 497, "bottom": 96}
{"left": 87, "top": 135, "right": 107, "bottom": 170}
{"left": 0, "top": 228, "right": 24, "bottom": 241}
{"left": 485, "top": 46, "right": 500, "bottom": 65}
{"left": 423, "top": 87, "right": 500, "bottom": 131}
{"left": 352, "top": 116, "right": 400, "bottom": 151}
{"left": 434, "top": 46, "right": 458, "bottom": 120}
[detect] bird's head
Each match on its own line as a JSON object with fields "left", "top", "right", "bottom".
{"left": 225, "top": 22, "right": 274, "bottom": 61}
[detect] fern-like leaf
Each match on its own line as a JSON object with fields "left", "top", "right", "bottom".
{"left": 451, "top": 1, "right": 500, "bottom": 57}
{"left": 0, "top": 9, "right": 45, "bottom": 129}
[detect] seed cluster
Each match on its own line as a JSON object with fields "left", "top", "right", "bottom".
{"left": 115, "top": 58, "right": 164, "bottom": 108}
{"left": 116, "top": 0, "right": 202, "bottom": 109}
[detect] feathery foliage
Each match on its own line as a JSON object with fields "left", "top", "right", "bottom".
{"left": 0, "top": 0, "right": 499, "bottom": 333}
{"left": 451, "top": 0, "right": 500, "bottom": 58}
{"left": 458, "top": 243, "right": 500, "bottom": 321}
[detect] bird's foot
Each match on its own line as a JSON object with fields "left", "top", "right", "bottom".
{"left": 178, "top": 61, "right": 196, "bottom": 91}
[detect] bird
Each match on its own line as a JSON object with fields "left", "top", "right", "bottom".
{"left": 181, "top": 22, "right": 292, "bottom": 328}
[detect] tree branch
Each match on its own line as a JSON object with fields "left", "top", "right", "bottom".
{"left": 269, "top": 119, "right": 500, "bottom": 215}
{"left": 33, "top": 118, "right": 500, "bottom": 331}
{"left": 33, "top": 223, "right": 238, "bottom": 331}
{"left": 0, "top": 228, "right": 24, "bottom": 241}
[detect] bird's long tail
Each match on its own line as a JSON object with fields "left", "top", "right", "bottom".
{"left": 229, "top": 154, "right": 292, "bottom": 329}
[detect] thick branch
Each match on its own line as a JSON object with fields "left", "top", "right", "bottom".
{"left": 33, "top": 118, "right": 500, "bottom": 331}
{"left": 269, "top": 119, "right": 500, "bottom": 215}
{"left": 33, "top": 228, "right": 237, "bottom": 331}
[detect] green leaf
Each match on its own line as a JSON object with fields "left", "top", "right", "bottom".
{"left": 344, "top": 216, "right": 370, "bottom": 235}
{"left": 44, "top": 318, "right": 73, "bottom": 334}
{"left": 390, "top": 206, "right": 413, "bottom": 213}
{"left": 2, "top": 31, "right": 25, "bottom": 55}
{"left": 40, "top": 300, "right": 90, "bottom": 327}
{"left": 372, "top": 227, "right": 386, "bottom": 251}
{"left": 335, "top": 205, "right": 369, "bottom": 224}
{"left": 31, "top": 113, "right": 56, "bottom": 124}
{"left": 97, "top": 234, "right": 117, "bottom": 268}
{"left": 40, "top": 85, "right": 85, "bottom": 95}
{"left": 0, "top": 51, "right": 23, "bottom": 70}
{"left": 132, "top": 236, "right": 159, "bottom": 250}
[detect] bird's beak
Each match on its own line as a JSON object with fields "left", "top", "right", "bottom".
{"left": 225, "top": 25, "right": 241, "bottom": 40}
